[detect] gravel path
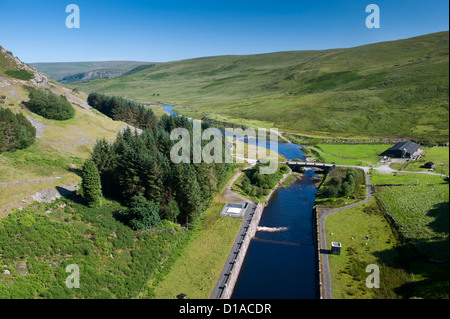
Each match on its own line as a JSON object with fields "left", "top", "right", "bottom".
{"left": 26, "top": 116, "right": 47, "bottom": 138}
{"left": 217, "top": 168, "right": 252, "bottom": 204}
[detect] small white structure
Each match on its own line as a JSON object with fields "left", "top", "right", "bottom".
{"left": 227, "top": 207, "right": 242, "bottom": 215}
{"left": 220, "top": 202, "right": 249, "bottom": 218}
{"left": 331, "top": 242, "right": 342, "bottom": 255}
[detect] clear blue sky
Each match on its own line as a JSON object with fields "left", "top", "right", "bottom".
{"left": 0, "top": 0, "right": 448, "bottom": 63}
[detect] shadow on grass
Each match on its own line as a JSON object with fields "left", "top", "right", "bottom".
{"left": 56, "top": 186, "right": 85, "bottom": 205}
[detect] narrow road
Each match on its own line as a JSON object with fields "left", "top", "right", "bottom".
{"left": 217, "top": 167, "right": 253, "bottom": 204}
{"left": 318, "top": 167, "right": 371, "bottom": 299}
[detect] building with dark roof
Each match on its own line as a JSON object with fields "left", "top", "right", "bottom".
{"left": 382, "top": 141, "right": 421, "bottom": 158}
{"left": 423, "top": 162, "right": 435, "bottom": 168}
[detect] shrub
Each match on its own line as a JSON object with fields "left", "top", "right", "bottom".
{"left": 25, "top": 88, "right": 75, "bottom": 120}
{"left": 5, "top": 69, "right": 34, "bottom": 81}
{"left": 124, "top": 195, "right": 161, "bottom": 230}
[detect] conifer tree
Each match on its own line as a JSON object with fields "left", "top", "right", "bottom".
{"left": 81, "top": 159, "right": 103, "bottom": 207}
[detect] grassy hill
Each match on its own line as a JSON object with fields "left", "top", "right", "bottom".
{"left": 74, "top": 31, "right": 449, "bottom": 144}
{"left": 30, "top": 61, "right": 150, "bottom": 83}
{"left": 0, "top": 46, "right": 134, "bottom": 215}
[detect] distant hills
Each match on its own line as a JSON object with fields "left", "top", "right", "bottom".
{"left": 70, "top": 31, "right": 449, "bottom": 144}
{"left": 9, "top": 32, "right": 450, "bottom": 144}
{"left": 30, "top": 61, "right": 150, "bottom": 84}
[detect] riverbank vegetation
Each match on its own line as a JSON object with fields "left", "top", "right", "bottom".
{"left": 316, "top": 167, "right": 366, "bottom": 207}
{"left": 232, "top": 163, "right": 290, "bottom": 202}
{"left": 87, "top": 92, "right": 158, "bottom": 130}
{"left": 145, "top": 200, "right": 242, "bottom": 299}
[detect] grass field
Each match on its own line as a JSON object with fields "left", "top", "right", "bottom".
{"left": 74, "top": 31, "right": 449, "bottom": 144}
{"left": 147, "top": 202, "right": 242, "bottom": 299}
{"left": 371, "top": 170, "right": 448, "bottom": 185}
{"left": 325, "top": 198, "right": 412, "bottom": 299}
{"left": 376, "top": 184, "right": 449, "bottom": 260}
{"left": 307, "top": 144, "right": 391, "bottom": 166}
{"left": 322, "top": 163, "right": 449, "bottom": 299}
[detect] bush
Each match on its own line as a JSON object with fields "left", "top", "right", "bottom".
{"left": 5, "top": 69, "right": 34, "bottom": 81}
{"left": 25, "top": 88, "right": 75, "bottom": 120}
{"left": 324, "top": 184, "right": 340, "bottom": 198}
{"left": 124, "top": 195, "right": 161, "bottom": 230}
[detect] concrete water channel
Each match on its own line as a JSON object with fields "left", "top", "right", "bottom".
{"left": 161, "top": 104, "right": 321, "bottom": 299}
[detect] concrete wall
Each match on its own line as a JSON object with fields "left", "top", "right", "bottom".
{"left": 221, "top": 202, "right": 264, "bottom": 299}
{"left": 314, "top": 206, "right": 323, "bottom": 299}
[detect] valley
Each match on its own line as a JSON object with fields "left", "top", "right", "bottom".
{"left": 0, "top": 29, "right": 448, "bottom": 300}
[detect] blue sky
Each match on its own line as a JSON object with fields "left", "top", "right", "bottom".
{"left": 0, "top": 0, "right": 448, "bottom": 63}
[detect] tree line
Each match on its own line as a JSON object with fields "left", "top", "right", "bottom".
{"left": 82, "top": 108, "right": 234, "bottom": 230}
{"left": 0, "top": 107, "right": 36, "bottom": 152}
{"left": 87, "top": 92, "right": 158, "bottom": 130}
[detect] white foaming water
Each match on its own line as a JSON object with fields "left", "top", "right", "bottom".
{"left": 257, "top": 226, "right": 288, "bottom": 232}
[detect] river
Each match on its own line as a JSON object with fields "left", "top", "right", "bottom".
{"left": 162, "top": 103, "right": 319, "bottom": 299}
{"left": 161, "top": 104, "right": 306, "bottom": 160}
{"left": 231, "top": 171, "right": 320, "bottom": 299}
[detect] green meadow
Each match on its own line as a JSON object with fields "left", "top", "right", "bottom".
{"left": 325, "top": 199, "right": 412, "bottom": 299}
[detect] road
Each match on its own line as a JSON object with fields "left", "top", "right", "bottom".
{"left": 317, "top": 167, "right": 371, "bottom": 300}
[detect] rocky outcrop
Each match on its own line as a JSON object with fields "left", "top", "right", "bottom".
{"left": 0, "top": 46, "right": 48, "bottom": 86}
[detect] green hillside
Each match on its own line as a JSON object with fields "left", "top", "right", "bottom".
{"left": 30, "top": 61, "right": 150, "bottom": 83}
{"left": 0, "top": 46, "right": 134, "bottom": 215}
{"left": 74, "top": 31, "right": 449, "bottom": 143}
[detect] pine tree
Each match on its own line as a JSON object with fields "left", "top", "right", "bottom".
{"left": 0, "top": 123, "right": 5, "bottom": 152}
{"left": 81, "top": 159, "right": 103, "bottom": 207}
{"left": 175, "top": 163, "right": 204, "bottom": 224}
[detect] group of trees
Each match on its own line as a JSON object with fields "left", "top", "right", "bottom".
{"left": 322, "top": 168, "right": 359, "bottom": 198}
{"left": 82, "top": 109, "right": 233, "bottom": 230}
{"left": 25, "top": 88, "right": 75, "bottom": 120}
{"left": 87, "top": 92, "right": 158, "bottom": 130}
{"left": 0, "top": 107, "right": 36, "bottom": 152}
{"left": 241, "top": 163, "right": 289, "bottom": 199}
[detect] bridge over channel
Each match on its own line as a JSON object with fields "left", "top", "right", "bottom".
{"left": 283, "top": 161, "right": 335, "bottom": 171}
